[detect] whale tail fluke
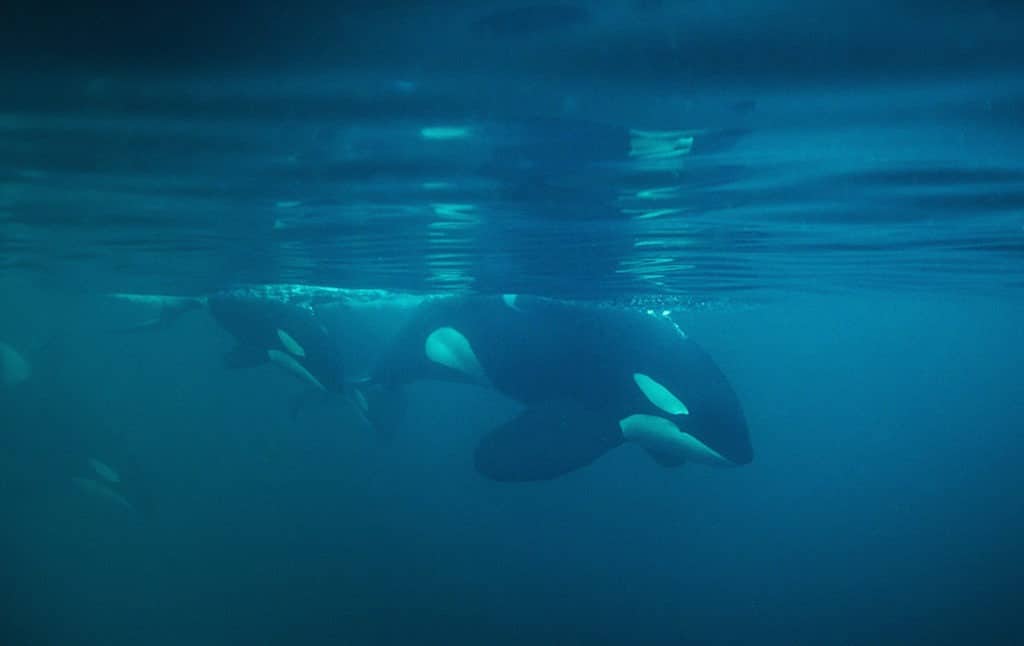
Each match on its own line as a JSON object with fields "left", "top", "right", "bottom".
{"left": 473, "top": 401, "right": 624, "bottom": 482}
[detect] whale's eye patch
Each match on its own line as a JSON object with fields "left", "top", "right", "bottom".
{"left": 633, "top": 373, "right": 689, "bottom": 416}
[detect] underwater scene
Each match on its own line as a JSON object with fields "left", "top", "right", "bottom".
{"left": 2, "top": 2, "right": 1024, "bottom": 644}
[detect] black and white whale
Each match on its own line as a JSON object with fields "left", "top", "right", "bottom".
{"left": 358, "top": 293, "right": 752, "bottom": 481}
{"left": 71, "top": 457, "right": 139, "bottom": 513}
{"left": 206, "top": 290, "right": 346, "bottom": 397}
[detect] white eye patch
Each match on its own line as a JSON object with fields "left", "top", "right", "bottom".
{"left": 633, "top": 373, "right": 689, "bottom": 415}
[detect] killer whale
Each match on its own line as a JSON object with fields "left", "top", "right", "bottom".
{"left": 206, "top": 290, "right": 346, "bottom": 397}
{"left": 107, "top": 288, "right": 353, "bottom": 419}
{"left": 107, "top": 289, "right": 345, "bottom": 395}
{"left": 70, "top": 457, "right": 141, "bottom": 513}
{"left": 359, "top": 294, "right": 752, "bottom": 481}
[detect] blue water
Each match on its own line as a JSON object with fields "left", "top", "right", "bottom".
{"left": 2, "top": 2, "right": 1024, "bottom": 644}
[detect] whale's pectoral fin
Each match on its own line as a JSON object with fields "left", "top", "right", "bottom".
{"left": 473, "top": 403, "right": 623, "bottom": 482}
{"left": 643, "top": 448, "right": 687, "bottom": 468}
{"left": 223, "top": 345, "right": 268, "bottom": 369}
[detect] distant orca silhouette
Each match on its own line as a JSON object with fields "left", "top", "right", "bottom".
{"left": 359, "top": 294, "right": 752, "bottom": 481}
{"left": 70, "top": 457, "right": 136, "bottom": 513}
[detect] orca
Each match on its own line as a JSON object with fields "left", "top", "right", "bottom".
{"left": 106, "top": 288, "right": 350, "bottom": 419}
{"left": 206, "top": 289, "right": 347, "bottom": 398}
{"left": 358, "top": 294, "right": 752, "bottom": 481}
{"left": 70, "top": 456, "right": 152, "bottom": 516}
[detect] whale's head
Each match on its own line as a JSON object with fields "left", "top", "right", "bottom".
{"left": 621, "top": 335, "right": 753, "bottom": 468}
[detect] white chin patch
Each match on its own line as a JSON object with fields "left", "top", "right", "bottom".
{"left": 502, "top": 294, "right": 521, "bottom": 311}
{"left": 633, "top": 373, "right": 689, "bottom": 416}
{"left": 268, "top": 349, "right": 326, "bottom": 391}
{"left": 618, "top": 414, "right": 731, "bottom": 466}
{"left": 276, "top": 328, "right": 307, "bottom": 357}
{"left": 425, "top": 327, "right": 487, "bottom": 381}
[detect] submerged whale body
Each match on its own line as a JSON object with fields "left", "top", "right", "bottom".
{"left": 363, "top": 294, "right": 752, "bottom": 481}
